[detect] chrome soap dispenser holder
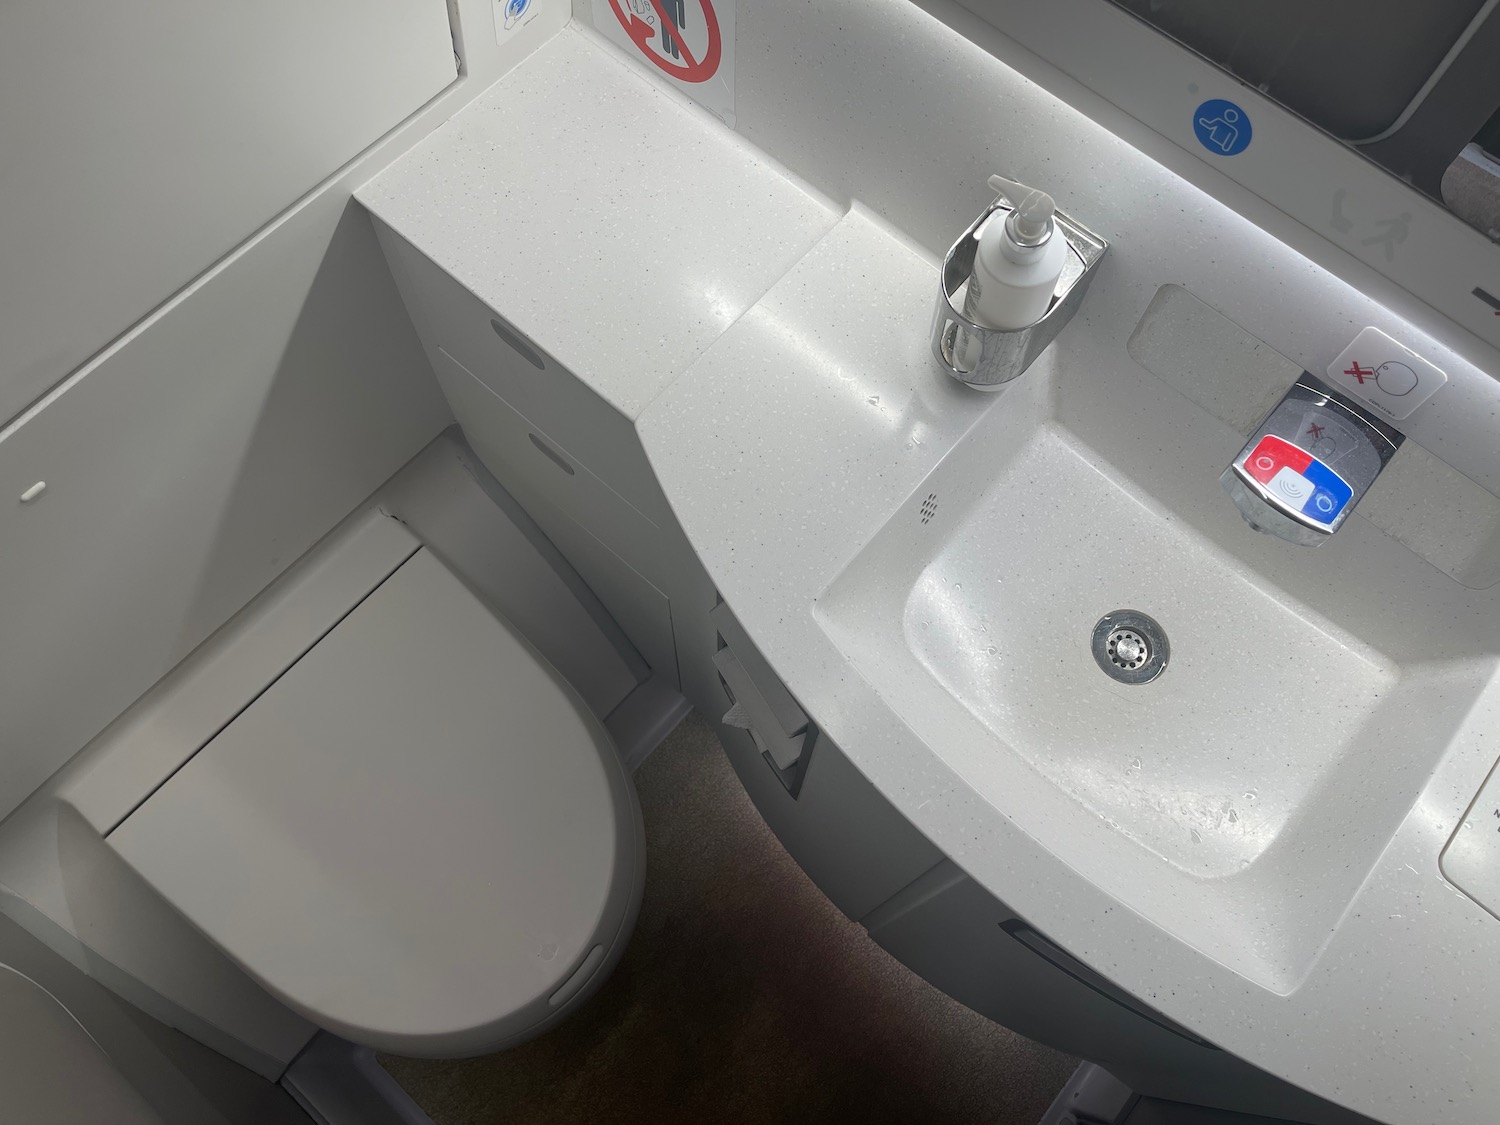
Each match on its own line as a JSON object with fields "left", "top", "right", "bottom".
{"left": 930, "top": 191, "right": 1108, "bottom": 389}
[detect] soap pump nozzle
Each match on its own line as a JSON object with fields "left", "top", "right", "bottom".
{"left": 987, "top": 174, "right": 1056, "bottom": 253}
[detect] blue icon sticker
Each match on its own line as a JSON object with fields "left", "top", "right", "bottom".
{"left": 1193, "top": 99, "right": 1252, "bottom": 157}
{"left": 502, "top": 0, "right": 531, "bottom": 30}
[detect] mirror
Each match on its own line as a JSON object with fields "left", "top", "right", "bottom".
{"left": 1106, "top": 0, "right": 1500, "bottom": 244}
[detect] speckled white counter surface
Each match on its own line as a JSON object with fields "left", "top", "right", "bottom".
{"left": 358, "top": 29, "right": 839, "bottom": 421}
{"left": 359, "top": 7, "right": 1500, "bottom": 1122}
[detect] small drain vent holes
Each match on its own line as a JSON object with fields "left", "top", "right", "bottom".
{"left": 919, "top": 494, "right": 939, "bottom": 524}
{"left": 1091, "top": 611, "right": 1168, "bottom": 685}
{"left": 1106, "top": 628, "right": 1149, "bottom": 671}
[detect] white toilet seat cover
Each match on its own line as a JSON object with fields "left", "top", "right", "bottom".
{"left": 107, "top": 549, "right": 636, "bottom": 1053}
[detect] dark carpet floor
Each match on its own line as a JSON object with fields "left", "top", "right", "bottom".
{"left": 381, "top": 711, "right": 1076, "bottom": 1124}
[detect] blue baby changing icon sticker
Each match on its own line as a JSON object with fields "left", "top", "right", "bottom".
{"left": 1193, "top": 99, "right": 1252, "bottom": 156}
{"left": 494, "top": 0, "right": 541, "bottom": 41}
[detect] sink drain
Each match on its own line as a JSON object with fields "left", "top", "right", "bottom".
{"left": 1091, "top": 611, "right": 1169, "bottom": 685}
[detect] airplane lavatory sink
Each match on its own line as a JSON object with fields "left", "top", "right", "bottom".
{"left": 814, "top": 358, "right": 1500, "bottom": 994}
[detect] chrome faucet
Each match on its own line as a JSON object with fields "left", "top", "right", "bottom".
{"left": 1221, "top": 374, "right": 1403, "bottom": 546}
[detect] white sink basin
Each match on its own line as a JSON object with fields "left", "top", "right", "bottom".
{"left": 815, "top": 366, "right": 1498, "bottom": 992}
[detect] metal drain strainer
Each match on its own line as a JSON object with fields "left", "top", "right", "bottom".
{"left": 1091, "top": 610, "right": 1168, "bottom": 685}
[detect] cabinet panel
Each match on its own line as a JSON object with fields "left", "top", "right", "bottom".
{"left": 430, "top": 348, "right": 668, "bottom": 578}
{"left": 540, "top": 512, "right": 679, "bottom": 691}
{"left": 708, "top": 692, "right": 942, "bottom": 920}
{"left": 864, "top": 869, "right": 1366, "bottom": 1125}
{"left": 702, "top": 605, "right": 944, "bottom": 921}
{"left": 373, "top": 223, "right": 673, "bottom": 526}
{"left": 428, "top": 346, "right": 678, "bottom": 685}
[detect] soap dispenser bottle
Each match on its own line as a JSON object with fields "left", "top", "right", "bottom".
{"left": 963, "top": 175, "right": 1068, "bottom": 331}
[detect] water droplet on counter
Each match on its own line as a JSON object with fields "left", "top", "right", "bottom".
{"left": 1227, "top": 808, "right": 1238, "bottom": 823}
{"left": 1130, "top": 757, "right": 1142, "bottom": 769}
{"left": 1243, "top": 790, "right": 1258, "bottom": 802}
{"left": 867, "top": 395, "right": 881, "bottom": 406}
{"left": 1190, "top": 829, "right": 1202, "bottom": 844}
{"left": 987, "top": 646, "right": 997, "bottom": 655}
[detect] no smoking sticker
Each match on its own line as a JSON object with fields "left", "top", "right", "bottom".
{"left": 594, "top": 0, "right": 735, "bottom": 125}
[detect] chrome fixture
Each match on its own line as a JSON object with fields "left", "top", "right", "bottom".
{"left": 1222, "top": 374, "right": 1403, "bottom": 546}
{"left": 929, "top": 189, "right": 1108, "bottom": 390}
{"left": 1091, "top": 610, "right": 1169, "bottom": 685}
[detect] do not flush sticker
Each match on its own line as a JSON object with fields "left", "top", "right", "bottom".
{"left": 594, "top": 0, "right": 735, "bottom": 125}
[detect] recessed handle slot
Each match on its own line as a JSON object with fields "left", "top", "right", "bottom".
{"left": 490, "top": 317, "right": 546, "bottom": 370}
{"left": 528, "top": 432, "right": 575, "bottom": 476}
{"left": 1002, "top": 921, "right": 1215, "bottom": 1048}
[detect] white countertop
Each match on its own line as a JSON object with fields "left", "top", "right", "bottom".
{"left": 358, "top": 28, "right": 838, "bottom": 421}
{"left": 359, "top": 11, "right": 1500, "bottom": 1123}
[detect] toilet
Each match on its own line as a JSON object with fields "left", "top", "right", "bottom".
{"left": 102, "top": 532, "right": 646, "bottom": 1058}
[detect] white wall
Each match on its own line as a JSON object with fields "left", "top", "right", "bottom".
{"left": 0, "top": 0, "right": 458, "bottom": 425}
{"left": 0, "top": 0, "right": 572, "bottom": 821}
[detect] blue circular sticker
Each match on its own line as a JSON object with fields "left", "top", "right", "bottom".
{"left": 502, "top": 0, "right": 531, "bottom": 29}
{"left": 1192, "top": 99, "right": 1252, "bottom": 156}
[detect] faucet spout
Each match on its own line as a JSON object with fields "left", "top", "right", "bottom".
{"left": 1221, "top": 374, "right": 1402, "bottom": 546}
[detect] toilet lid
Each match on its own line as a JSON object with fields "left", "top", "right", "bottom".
{"left": 107, "top": 548, "right": 640, "bottom": 1055}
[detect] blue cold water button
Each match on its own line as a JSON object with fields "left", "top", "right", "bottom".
{"left": 1305, "top": 488, "right": 1341, "bottom": 522}
{"left": 1301, "top": 458, "right": 1351, "bottom": 499}
{"left": 1298, "top": 458, "right": 1352, "bottom": 524}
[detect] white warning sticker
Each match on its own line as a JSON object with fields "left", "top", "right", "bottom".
{"left": 593, "top": 0, "right": 735, "bottom": 126}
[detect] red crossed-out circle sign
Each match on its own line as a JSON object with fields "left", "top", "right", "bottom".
{"left": 607, "top": 0, "right": 722, "bottom": 84}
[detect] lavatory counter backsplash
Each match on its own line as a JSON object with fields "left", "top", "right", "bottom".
{"left": 571, "top": 0, "right": 1500, "bottom": 508}
{"left": 1129, "top": 285, "right": 1500, "bottom": 588}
